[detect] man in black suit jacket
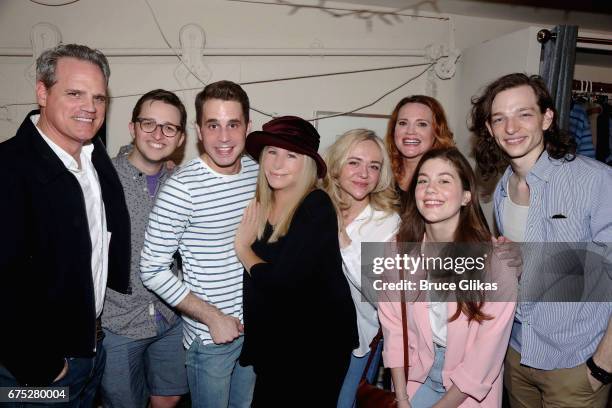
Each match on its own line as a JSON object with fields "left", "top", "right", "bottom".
{"left": 0, "top": 43, "right": 130, "bottom": 406}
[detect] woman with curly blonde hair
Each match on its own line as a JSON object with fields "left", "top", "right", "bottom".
{"left": 322, "top": 128, "right": 400, "bottom": 407}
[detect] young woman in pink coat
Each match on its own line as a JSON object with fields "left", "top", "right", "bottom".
{"left": 378, "top": 148, "right": 517, "bottom": 407}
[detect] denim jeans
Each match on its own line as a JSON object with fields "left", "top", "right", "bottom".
{"left": 411, "top": 343, "right": 446, "bottom": 408}
{"left": 185, "top": 335, "right": 255, "bottom": 408}
{"left": 0, "top": 340, "right": 106, "bottom": 408}
{"left": 337, "top": 339, "right": 383, "bottom": 408}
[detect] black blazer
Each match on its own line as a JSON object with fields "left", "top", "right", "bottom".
{"left": 0, "top": 111, "right": 130, "bottom": 386}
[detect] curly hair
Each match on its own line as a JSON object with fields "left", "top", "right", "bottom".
{"left": 384, "top": 95, "right": 455, "bottom": 184}
{"left": 322, "top": 129, "right": 399, "bottom": 225}
{"left": 469, "top": 73, "right": 576, "bottom": 181}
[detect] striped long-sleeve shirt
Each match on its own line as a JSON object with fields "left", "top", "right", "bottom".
{"left": 140, "top": 155, "right": 258, "bottom": 347}
{"left": 494, "top": 151, "right": 612, "bottom": 370}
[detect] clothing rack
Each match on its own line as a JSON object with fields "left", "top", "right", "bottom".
{"left": 572, "top": 80, "right": 612, "bottom": 95}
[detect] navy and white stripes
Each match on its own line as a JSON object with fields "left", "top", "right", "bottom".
{"left": 140, "top": 155, "right": 258, "bottom": 347}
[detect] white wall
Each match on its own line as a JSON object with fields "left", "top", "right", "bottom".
{"left": 0, "top": 0, "right": 603, "bottom": 163}
{"left": 574, "top": 64, "right": 612, "bottom": 85}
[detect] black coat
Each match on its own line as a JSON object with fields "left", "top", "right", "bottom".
{"left": 0, "top": 111, "right": 130, "bottom": 386}
{"left": 240, "top": 189, "right": 358, "bottom": 406}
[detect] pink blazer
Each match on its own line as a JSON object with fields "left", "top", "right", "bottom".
{"left": 378, "top": 254, "right": 517, "bottom": 407}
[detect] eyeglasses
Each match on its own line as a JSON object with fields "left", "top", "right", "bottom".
{"left": 135, "top": 118, "right": 182, "bottom": 138}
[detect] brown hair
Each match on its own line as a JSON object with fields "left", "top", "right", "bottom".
{"left": 469, "top": 73, "right": 576, "bottom": 181}
{"left": 384, "top": 95, "right": 455, "bottom": 184}
{"left": 397, "top": 147, "right": 492, "bottom": 323}
{"left": 131, "top": 89, "right": 187, "bottom": 132}
{"left": 195, "top": 80, "right": 250, "bottom": 126}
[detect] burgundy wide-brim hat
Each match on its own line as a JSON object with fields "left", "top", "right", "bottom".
{"left": 246, "top": 115, "right": 327, "bottom": 178}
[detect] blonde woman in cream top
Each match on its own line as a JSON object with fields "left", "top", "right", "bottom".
{"left": 322, "top": 128, "right": 400, "bottom": 408}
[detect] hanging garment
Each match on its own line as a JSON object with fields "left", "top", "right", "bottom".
{"left": 596, "top": 102, "right": 611, "bottom": 164}
{"left": 586, "top": 100, "right": 601, "bottom": 149}
{"left": 569, "top": 103, "right": 596, "bottom": 158}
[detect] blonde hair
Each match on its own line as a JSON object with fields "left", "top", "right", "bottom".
{"left": 322, "top": 129, "right": 399, "bottom": 223}
{"left": 255, "top": 146, "right": 318, "bottom": 242}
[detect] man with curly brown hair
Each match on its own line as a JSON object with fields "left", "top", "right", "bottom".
{"left": 470, "top": 73, "right": 612, "bottom": 408}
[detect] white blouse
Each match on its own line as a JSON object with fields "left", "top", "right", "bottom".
{"left": 340, "top": 205, "right": 401, "bottom": 357}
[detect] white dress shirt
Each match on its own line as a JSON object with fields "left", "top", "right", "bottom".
{"left": 32, "top": 115, "right": 110, "bottom": 318}
{"left": 340, "top": 205, "right": 400, "bottom": 357}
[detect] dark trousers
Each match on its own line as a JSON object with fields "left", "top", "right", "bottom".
{"left": 252, "top": 348, "right": 351, "bottom": 408}
{"left": 0, "top": 341, "right": 106, "bottom": 408}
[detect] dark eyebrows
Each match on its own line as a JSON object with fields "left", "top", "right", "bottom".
{"left": 397, "top": 116, "right": 431, "bottom": 123}
{"left": 417, "top": 171, "right": 455, "bottom": 178}
{"left": 139, "top": 117, "right": 178, "bottom": 126}
{"left": 491, "top": 106, "right": 536, "bottom": 117}
{"left": 205, "top": 118, "right": 242, "bottom": 124}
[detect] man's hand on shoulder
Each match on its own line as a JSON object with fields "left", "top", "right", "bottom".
{"left": 492, "top": 235, "right": 523, "bottom": 276}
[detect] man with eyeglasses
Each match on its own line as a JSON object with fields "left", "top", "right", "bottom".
{"left": 100, "top": 89, "right": 189, "bottom": 408}
{"left": 140, "top": 81, "right": 257, "bottom": 408}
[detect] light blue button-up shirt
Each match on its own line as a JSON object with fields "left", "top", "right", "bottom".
{"left": 494, "top": 150, "right": 612, "bottom": 370}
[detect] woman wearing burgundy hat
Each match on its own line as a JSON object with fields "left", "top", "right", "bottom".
{"left": 234, "top": 116, "right": 358, "bottom": 407}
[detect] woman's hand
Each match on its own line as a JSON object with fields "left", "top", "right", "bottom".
{"left": 235, "top": 200, "right": 259, "bottom": 254}
{"left": 235, "top": 200, "right": 265, "bottom": 273}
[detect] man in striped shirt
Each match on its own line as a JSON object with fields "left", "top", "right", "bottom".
{"left": 471, "top": 73, "right": 612, "bottom": 408}
{"left": 140, "top": 81, "right": 257, "bottom": 408}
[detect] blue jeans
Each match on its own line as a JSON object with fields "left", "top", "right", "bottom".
{"left": 411, "top": 343, "right": 446, "bottom": 408}
{"left": 101, "top": 316, "right": 188, "bottom": 407}
{"left": 337, "top": 340, "right": 383, "bottom": 408}
{"left": 0, "top": 340, "right": 106, "bottom": 408}
{"left": 185, "top": 336, "right": 255, "bottom": 408}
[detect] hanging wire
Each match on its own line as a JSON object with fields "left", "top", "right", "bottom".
{"left": 29, "top": 0, "right": 80, "bottom": 6}
{"left": 310, "top": 61, "right": 434, "bottom": 121}
{"left": 1, "top": 0, "right": 444, "bottom": 121}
